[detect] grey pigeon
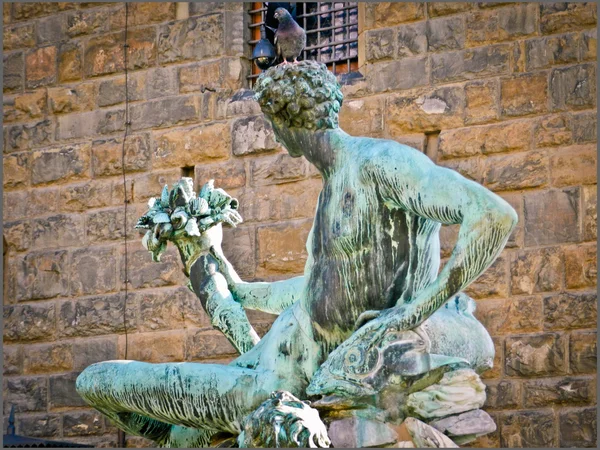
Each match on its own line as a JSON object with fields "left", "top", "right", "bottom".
{"left": 273, "top": 7, "right": 306, "bottom": 64}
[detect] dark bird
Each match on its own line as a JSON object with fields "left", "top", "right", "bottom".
{"left": 273, "top": 7, "right": 306, "bottom": 64}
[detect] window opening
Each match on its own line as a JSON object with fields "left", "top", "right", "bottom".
{"left": 248, "top": 2, "right": 359, "bottom": 85}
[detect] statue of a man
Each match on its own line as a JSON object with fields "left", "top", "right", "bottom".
{"left": 76, "top": 61, "right": 517, "bottom": 447}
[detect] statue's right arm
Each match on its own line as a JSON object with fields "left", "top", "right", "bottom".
{"left": 210, "top": 245, "right": 306, "bottom": 315}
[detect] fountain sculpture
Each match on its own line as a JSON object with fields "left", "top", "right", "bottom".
{"left": 76, "top": 61, "right": 517, "bottom": 448}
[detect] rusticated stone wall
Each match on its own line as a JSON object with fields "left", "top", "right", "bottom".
{"left": 3, "top": 2, "right": 597, "bottom": 448}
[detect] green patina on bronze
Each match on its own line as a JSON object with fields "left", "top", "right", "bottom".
{"left": 77, "top": 61, "right": 517, "bottom": 448}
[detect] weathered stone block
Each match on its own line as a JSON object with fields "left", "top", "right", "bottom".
{"left": 364, "top": 2, "right": 425, "bottom": 29}
{"left": 439, "top": 120, "right": 532, "bottom": 159}
{"left": 221, "top": 226, "right": 256, "bottom": 279}
{"left": 58, "top": 293, "right": 136, "bottom": 338}
{"left": 582, "top": 185, "right": 596, "bottom": 241}
{"left": 4, "top": 119, "right": 55, "bottom": 153}
{"left": 236, "top": 178, "right": 322, "bottom": 224}
{"left": 110, "top": 2, "right": 176, "bottom": 29}
{"left": 501, "top": 73, "right": 548, "bottom": 117}
{"left": 367, "top": 57, "right": 428, "bottom": 93}
{"left": 3, "top": 152, "right": 30, "bottom": 189}
{"left": 526, "top": 33, "right": 580, "bottom": 70}
{"left": 464, "top": 79, "right": 499, "bottom": 125}
{"left": 70, "top": 247, "right": 117, "bottom": 296}
{"left": 339, "top": 96, "right": 384, "bottom": 138}
{"left": 12, "top": 2, "right": 75, "bottom": 21}
{"left": 564, "top": 244, "right": 597, "bottom": 289}
{"left": 36, "top": 14, "right": 68, "bottom": 45}
{"left": 17, "top": 414, "right": 61, "bottom": 438}
{"left": 97, "top": 73, "right": 145, "bottom": 107}
{"left": 427, "top": 16, "right": 465, "bottom": 52}
{"left": 5, "top": 89, "right": 48, "bottom": 123}
{"left": 23, "top": 343, "right": 73, "bottom": 374}
{"left": 31, "top": 143, "right": 91, "bottom": 186}
{"left": 250, "top": 154, "right": 307, "bottom": 186}
{"left": 572, "top": 111, "right": 597, "bottom": 143}
{"left": 428, "top": 2, "right": 471, "bottom": 17}
{"left": 466, "top": 4, "right": 537, "bottom": 46}
{"left": 84, "top": 32, "right": 124, "bottom": 77}
{"left": 511, "top": 247, "right": 563, "bottom": 295}
{"left": 475, "top": 297, "right": 543, "bottom": 335}
{"left": 58, "top": 41, "right": 83, "bottom": 82}
{"left": 365, "top": 28, "right": 396, "bottom": 62}
{"left": 130, "top": 96, "right": 199, "bottom": 131}
{"left": 484, "top": 379, "right": 521, "bottom": 410}
{"left": 145, "top": 66, "right": 178, "bottom": 99}
{"left": 505, "top": 333, "right": 566, "bottom": 377}
{"left": 329, "top": 417, "right": 398, "bottom": 448}
{"left": 569, "top": 331, "right": 597, "bottom": 374}
{"left": 186, "top": 329, "right": 237, "bottom": 361}
{"left": 189, "top": 2, "right": 232, "bottom": 16}
{"left": 4, "top": 220, "right": 31, "bottom": 252}
{"left": 27, "top": 187, "right": 60, "bottom": 217}
{"left": 66, "top": 8, "right": 110, "bottom": 37}
{"left": 3, "top": 23, "right": 35, "bottom": 51}
{"left": 3, "top": 191, "right": 28, "bottom": 221}
{"left": 3, "top": 346, "right": 23, "bottom": 376}
{"left": 4, "top": 52, "right": 24, "bottom": 92}
{"left": 59, "top": 180, "right": 112, "bottom": 212}
{"left": 387, "top": 86, "right": 465, "bottom": 135}
{"left": 544, "top": 292, "right": 597, "bottom": 331}
{"left": 581, "top": 28, "right": 597, "bottom": 61}
{"left": 523, "top": 377, "right": 595, "bottom": 408}
{"left": 485, "top": 151, "right": 548, "bottom": 191}
{"left": 73, "top": 337, "right": 118, "bottom": 371}
{"left": 49, "top": 372, "right": 88, "bottom": 408}
{"left": 48, "top": 84, "right": 96, "bottom": 114}
{"left": 124, "top": 330, "right": 185, "bottom": 363}
{"left": 56, "top": 109, "right": 124, "bottom": 140}
{"left": 91, "top": 134, "right": 151, "bottom": 177}
{"left": 125, "top": 245, "right": 186, "bottom": 290}
{"left": 523, "top": 187, "right": 580, "bottom": 246}
{"left": 535, "top": 114, "right": 572, "bottom": 147}
{"left": 550, "top": 144, "right": 598, "bottom": 187}
{"left": 540, "top": 2, "right": 597, "bottom": 34}
{"left": 86, "top": 207, "right": 138, "bottom": 243}
{"left": 179, "top": 60, "right": 221, "bottom": 93}
{"left": 154, "top": 122, "right": 230, "bottom": 168}
{"left": 559, "top": 407, "right": 597, "bottom": 448}
{"left": 63, "top": 410, "right": 104, "bottom": 436}
{"left": 5, "top": 377, "right": 47, "bottom": 413}
{"left": 226, "top": 89, "right": 262, "bottom": 117}
{"left": 257, "top": 220, "right": 312, "bottom": 276}
{"left": 25, "top": 46, "right": 57, "bottom": 88}
{"left": 551, "top": 64, "right": 596, "bottom": 110}
{"left": 231, "top": 116, "right": 278, "bottom": 156}
{"left": 158, "top": 14, "right": 224, "bottom": 64}
{"left": 137, "top": 288, "right": 189, "bottom": 332}
{"left": 499, "top": 409, "right": 556, "bottom": 448}
{"left": 25, "top": 250, "right": 70, "bottom": 300}
{"left": 396, "top": 22, "right": 427, "bottom": 58}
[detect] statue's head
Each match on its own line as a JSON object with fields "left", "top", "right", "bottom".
{"left": 135, "top": 178, "right": 241, "bottom": 269}
{"left": 254, "top": 60, "right": 343, "bottom": 132}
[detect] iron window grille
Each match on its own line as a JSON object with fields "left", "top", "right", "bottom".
{"left": 248, "top": 2, "right": 359, "bottom": 85}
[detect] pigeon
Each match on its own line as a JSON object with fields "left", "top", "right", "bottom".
{"left": 273, "top": 7, "right": 306, "bottom": 64}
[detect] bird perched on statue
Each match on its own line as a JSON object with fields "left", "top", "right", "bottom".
{"left": 273, "top": 7, "right": 306, "bottom": 64}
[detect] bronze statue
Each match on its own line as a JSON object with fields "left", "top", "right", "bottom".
{"left": 77, "top": 61, "right": 516, "bottom": 447}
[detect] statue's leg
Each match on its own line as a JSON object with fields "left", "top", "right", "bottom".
{"left": 76, "top": 360, "right": 283, "bottom": 436}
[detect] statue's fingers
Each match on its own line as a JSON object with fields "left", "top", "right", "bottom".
{"left": 354, "top": 309, "right": 381, "bottom": 330}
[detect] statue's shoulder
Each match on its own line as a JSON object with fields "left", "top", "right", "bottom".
{"left": 353, "top": 136, "right": 432, "bottom": 176}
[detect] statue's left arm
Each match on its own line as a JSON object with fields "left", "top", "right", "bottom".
{"left": 363, "top": 145, "right": 518, "bottom": 329}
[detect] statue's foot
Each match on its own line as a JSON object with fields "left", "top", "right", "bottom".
{"left": 238, "top": 391, "right": 331, "bottom": 448}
